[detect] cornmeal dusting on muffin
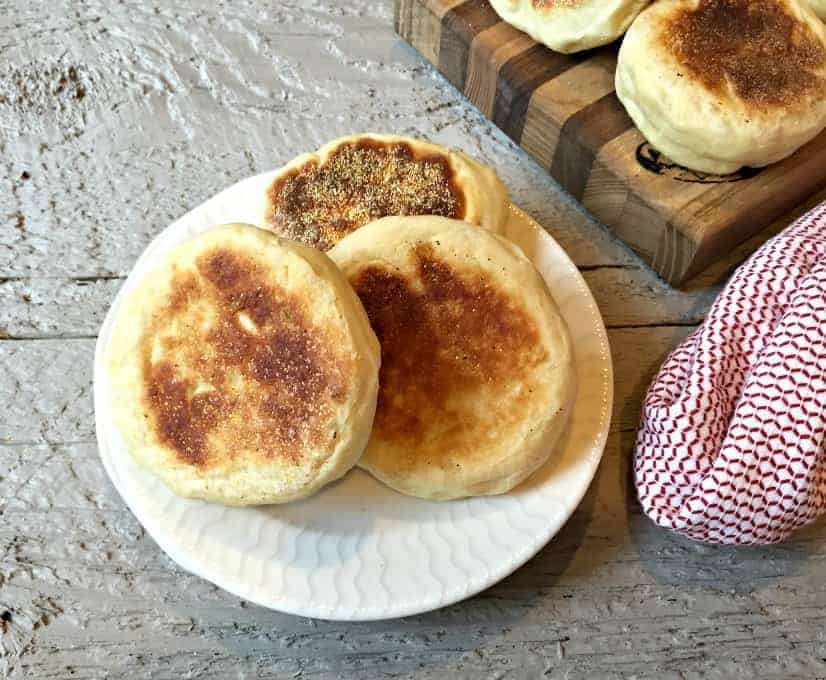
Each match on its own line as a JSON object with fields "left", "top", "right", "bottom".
{"left": 266, "top": 141, "right": 464, "bottom": 250}
{"left": 140, "top": 248, "right": 350, "bottom": 467}
{"left": 531, "top": 0, "right": 582, "bottom": 9}
{"left": 667, "top": 0, "right": 825, "bottom": 107}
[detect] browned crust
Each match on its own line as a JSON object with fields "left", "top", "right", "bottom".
{"left": 350, "top": 244, "right": 545, "bottom": 464}
{"left": 140, "top": 248, "right": 351, "bottom": 468}
{"left": 531, "top": 0, "right": 586, "bottom": 11}
{"left": 666, "top": 0, "right": 826, "bottom": 108}
{"left": 264, "top": 139, "right": 467, "bottom": 251}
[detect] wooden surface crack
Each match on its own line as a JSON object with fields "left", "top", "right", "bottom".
{"left": 0, "top": 1, "right": 824, "bottom": 678}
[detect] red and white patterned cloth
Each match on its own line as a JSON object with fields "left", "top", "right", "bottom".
{"left": 635, "top": 202, "right": 826, "bottom": 545}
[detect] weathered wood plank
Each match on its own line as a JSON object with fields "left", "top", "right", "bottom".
{"left": 4, "top": 176, "right": 821, "bottom": 341}
{"left": 0, "top": 340, "right": 94, "bottom": 445}
{"left": 3, "top": 1, "right": 826, "bottom": 679}
{"left": 0, "top": 277, "right": 120, "bottom": 339}
{"left": 0, "top": 327, "right": 690, "bottom": 450}
{"left": 0, "top": 267, "right": 709, "bottom": 339}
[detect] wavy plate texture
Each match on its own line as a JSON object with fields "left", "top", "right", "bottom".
{"left": 93, "top": 174, "right": 613, "bottom": 620}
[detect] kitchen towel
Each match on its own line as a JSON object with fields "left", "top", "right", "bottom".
{"left": 635, "top": 201, "right": 826, "bottom": 544}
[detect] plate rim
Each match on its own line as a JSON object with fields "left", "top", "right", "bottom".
{"left": 94, "top": 198, "right": 613, "bottom": 621}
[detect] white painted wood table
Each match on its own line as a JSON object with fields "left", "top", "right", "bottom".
{"left": 2, "top": 2, "right": 825, "bottom": 678}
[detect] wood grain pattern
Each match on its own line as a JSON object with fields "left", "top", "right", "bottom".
{"left": 6, "top": 3, "right": 826, "bottom": 677}
{"left": 395, "top": 0, "right": 826, "bottom": 285}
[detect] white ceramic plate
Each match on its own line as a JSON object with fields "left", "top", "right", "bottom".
{"left": 94, "top": 174, "right": 613, "bottom": 621}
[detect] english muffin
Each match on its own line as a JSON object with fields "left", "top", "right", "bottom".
{"left": 808, "top": 0, "right": 826, "bottom": 20}
{"left": 616, "top": 0, "right": 826, "bottom": 174}
{"left": 107, "top": 224, "right": 380, "bottom": 506}
{"left": 329, "top": 216, "right": 576, "bottom": 500}
{"left": 489, "top": 0, "right": 650, "bottom": 53}
{"left": 259, "top": 134, "right": 509, "bottom": 250}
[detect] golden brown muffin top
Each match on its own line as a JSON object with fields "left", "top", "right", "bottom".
{"left": 665, "top": 0, "right": 825, "bottom": 108}
{"left": 350, "top": 243, "right": 546, "bottom": 464}
{"left": 140, "top": 247, "right": 351, "bottom": 468}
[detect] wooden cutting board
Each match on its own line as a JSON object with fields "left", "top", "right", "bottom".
{"left": 396, "top": 0, "right": 826, "bottom": 285}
